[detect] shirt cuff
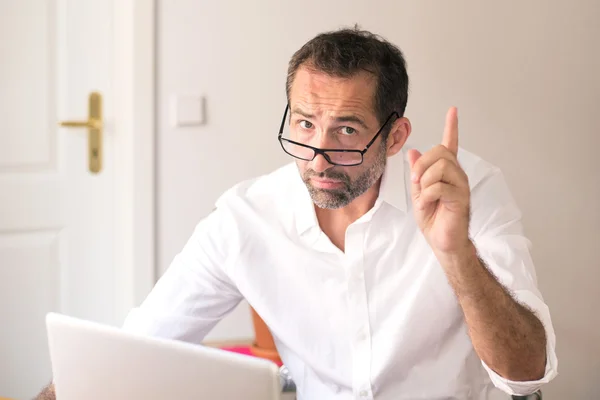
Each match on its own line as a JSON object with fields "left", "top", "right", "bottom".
{"left": 482, "top": 290, "right": 558, "bottom": 396}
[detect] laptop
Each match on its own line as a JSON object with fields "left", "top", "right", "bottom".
{"left": 45, "top": 312, "right": 282, "bottom": 400}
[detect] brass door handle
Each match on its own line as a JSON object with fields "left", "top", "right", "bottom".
{"left": 59, "top": 119, "right": 102, "bottom": 129}
{"left": 58, "top": 92, "right": 103, "bottom": 173}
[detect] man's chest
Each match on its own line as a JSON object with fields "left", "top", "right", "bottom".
{"left": 226, "top": 211, "right": 482, "bottom": 397}
{"left": 234, "top": 223, "right": 465, "bottom": 359}
{"left": 235, "top": 231, "right": 476, "bottom": 398}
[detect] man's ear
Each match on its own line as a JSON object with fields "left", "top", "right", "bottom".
{"left": 386, "top": 117, "right": 412, "bottom": 156}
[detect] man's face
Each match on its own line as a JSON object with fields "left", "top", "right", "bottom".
{"left": 288, "top": 66, "right": 388, "bottom": 209}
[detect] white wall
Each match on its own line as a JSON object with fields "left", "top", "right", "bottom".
{"left": 157, "top": 0, "right": 600, "bottom": 397}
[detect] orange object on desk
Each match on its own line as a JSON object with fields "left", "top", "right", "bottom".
{"left": 249, "top": 307, "right": 282, "bottom": 365}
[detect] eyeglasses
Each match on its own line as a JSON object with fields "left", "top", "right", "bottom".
{"left": 277, "top": 104, "right": 399, "bottom": 166}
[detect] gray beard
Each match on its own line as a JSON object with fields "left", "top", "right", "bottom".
{"left": 302, "top": 145, "right": 387, "bottom": 209}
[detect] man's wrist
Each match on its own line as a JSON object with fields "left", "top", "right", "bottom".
{"left": 435, "top": 239, "right": 478, "bottom": 271}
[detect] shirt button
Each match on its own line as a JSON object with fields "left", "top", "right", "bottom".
{"left": 357, "top": 327, "right": 367, "bottom": 341}
{"left": 354, "top": 271, "right": 364, "bottom": 282}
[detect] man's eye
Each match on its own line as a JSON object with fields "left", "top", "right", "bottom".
{"left": 300, "top": 120, "right": 313, "bottom": 129}
{"left": 340, "top": 126, "right": 356, "bottom": 135}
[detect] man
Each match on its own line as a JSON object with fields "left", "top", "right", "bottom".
{"left": 37, "top": 27, "right": 556, "bottom": 400}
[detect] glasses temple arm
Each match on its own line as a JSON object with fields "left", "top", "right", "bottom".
{"left": 278, "top": 104, "right": 289, "bottom": 135}
{"left": 363, "top": 111, "right": 400, "bottom": 151}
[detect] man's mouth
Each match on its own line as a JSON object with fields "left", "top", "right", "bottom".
{"left": 310, "top": 177, "right": 343, "bottom": 189}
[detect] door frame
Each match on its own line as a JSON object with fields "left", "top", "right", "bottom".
{"left": 113, "top": 0, "right": 156, "bottom": 323}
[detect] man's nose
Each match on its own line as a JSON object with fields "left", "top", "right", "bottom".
{"left": 310, "top": 152, "right": 333, "bottom": 173}
{"left": 309, "top": 132, "right": 335, "bottom": 173}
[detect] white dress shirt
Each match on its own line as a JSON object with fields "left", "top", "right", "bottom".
{"left": 123, "top": 147, "right": 557, "bottom": 399}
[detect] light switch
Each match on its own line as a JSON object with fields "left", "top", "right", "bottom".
{"left": 170, "top": 95, "right": 206, "bottom": 127}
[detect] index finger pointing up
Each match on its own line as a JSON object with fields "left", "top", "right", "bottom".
{"left": 442, "top": 106, "right": 459, "bottom": 155}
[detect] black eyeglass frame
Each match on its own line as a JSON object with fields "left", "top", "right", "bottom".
{"left": 277, "top": 104, "right": 399, "bottom": 166}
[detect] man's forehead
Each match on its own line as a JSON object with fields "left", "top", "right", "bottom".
{"left": 290, "top": 67, "right": 377, "bottom": 120}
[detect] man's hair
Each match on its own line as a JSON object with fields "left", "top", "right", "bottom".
{"left": 286, "top": 26, "right": 409, "bottom": 133}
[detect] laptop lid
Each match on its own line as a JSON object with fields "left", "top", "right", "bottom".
{"left": 46, "top": 312, "right": 281, "bottom": 400}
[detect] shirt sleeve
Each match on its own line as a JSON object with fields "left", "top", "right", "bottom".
{"left": 121, "top": 206, "right": 243, "bottom": 344}
{"left": 468, "top": 165, "right": 558, "bottom": 396}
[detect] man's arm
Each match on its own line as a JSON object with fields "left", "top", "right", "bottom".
{"left": 407, "top": 107, "right": 551, "bottom": 386}
{"left": 121, "top": 206, "right": 242, "bottom": 343}
{"left": 34, "top": 383, "right": 55, "bottom": 400}
{"left": 437, "top": 242, "right": 547, "bottom": 381}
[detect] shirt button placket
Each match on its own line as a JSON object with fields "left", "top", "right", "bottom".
{"left": 345, "top": 226, "right": 373, "bottom": 400}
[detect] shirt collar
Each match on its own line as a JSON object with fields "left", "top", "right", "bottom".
{"left": 292, "top": 149, "right": 409, "bottom": 236}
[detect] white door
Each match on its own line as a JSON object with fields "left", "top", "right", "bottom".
{"left": 0, "top": 1, "right": 117, "bottom": 398}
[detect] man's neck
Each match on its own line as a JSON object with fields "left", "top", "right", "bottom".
{"left": 315, "top": 179, "right": 382, "bottom": 252}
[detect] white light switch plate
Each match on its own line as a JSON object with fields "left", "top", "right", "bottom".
{"left": 170, "top": 94, "right": 206, "bottom": 127}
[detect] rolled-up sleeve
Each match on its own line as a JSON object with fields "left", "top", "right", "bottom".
{"left": 469, "top": 163, "right": 558, "bottom": 396}
{"left": 480, "top": 289, "right": 558, "bottom": 395}
{"left": 122, "top": 206, "right": 242, "bottom": 344}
